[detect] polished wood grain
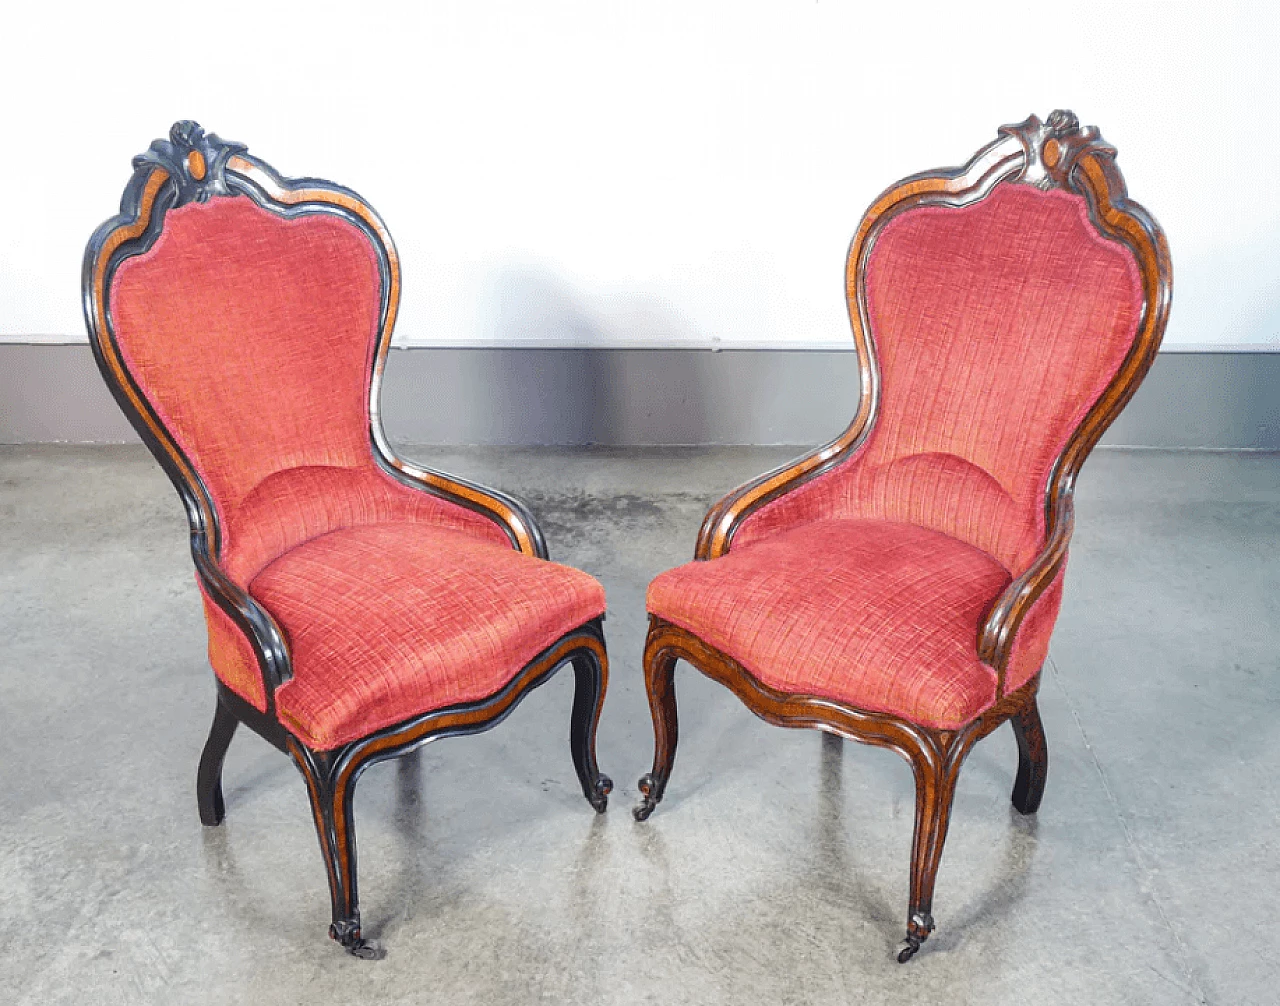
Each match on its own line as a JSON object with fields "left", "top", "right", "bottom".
{"left": 638, "top": 111, "right": 1172, "bottom": 961}
{"left": 694, "top": 130, "right": 1024, "bottom": 563}
{"left": 635, "top": 617, "right": 1043, "bottom": 961}
{"left": 83, "top": 122, "right": 610, "bottom": 956}
{"left": 695, "top": 110, "right": 1172, "bottom": 688}
{"left": 288, "top": 624, "right": 610, "bottom": 956}
{"left": 977, "top": 113, "right": 1172, "bottom": 682}
{"left": 223, "top": 152, "right": 547, "bottom": 560}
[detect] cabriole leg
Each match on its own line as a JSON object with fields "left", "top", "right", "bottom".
{"left": 294, "top": 747, "right": 380, "bottom": 959}
{"left": 634, "top": 626, "right": 678, "bottom": 822}
{"left": 1011, "top": 698, "right": 1049, "bottom": 815}
{"left": 570, "top": 645, "right": 613, "bottom": 812}
{"left": 898, "top": 754, "right": 963, "bottom": 963}
{"left": 197, "top": 699, "right": 238, "bottom": 826}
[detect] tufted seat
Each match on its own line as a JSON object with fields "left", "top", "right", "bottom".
{"left": 249, "top": 523, "right": 607, "bottom": 749}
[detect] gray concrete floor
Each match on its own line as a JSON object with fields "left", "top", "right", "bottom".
{"left": 2, "top": 445, "right": 1277, "bottom": 1004}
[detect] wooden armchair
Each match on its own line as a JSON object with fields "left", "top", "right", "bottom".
{"left": 82, "top": 122, "right": 613, "bottom": 957}
{"left": 633, "top": 111, "right": 1171, "bottom": 961}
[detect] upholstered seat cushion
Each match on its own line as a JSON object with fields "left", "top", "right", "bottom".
{"left": 647, "top": 519, "right": 1048, "bottom": 730}
{"left": 252, "top": 523, "right": 606, "bottom": 749}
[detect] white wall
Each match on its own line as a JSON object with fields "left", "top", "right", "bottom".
{"left": 2, "top": 1, "right": 1277, "bottom": 348}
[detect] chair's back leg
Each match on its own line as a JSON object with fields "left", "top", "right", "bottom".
{"left": 197, "top": 699, "right": 239, "bottom": 826}
{"left": 570, "top": 646, "right": 613, "bottom": 812}
{"left": 1011, "top": 697, "right": 1049, "bottom": 815}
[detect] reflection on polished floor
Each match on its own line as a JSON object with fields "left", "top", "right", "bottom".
{"left": 1, "top": 445, "right": 1276, "bottom": 1004}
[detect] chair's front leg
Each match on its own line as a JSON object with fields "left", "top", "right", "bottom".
{"left": 570, "top": 640, "right": 613, "bottom": 812}
{"left": 290, "top": 743, "right": 380, "bottom": 959}
{"left": 634, "top": 623, "right": 679, "bottom": 822}
{"left": 898, "top": 736, "right": 968, "bottom": 963}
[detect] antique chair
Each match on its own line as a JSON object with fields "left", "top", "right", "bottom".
{"left": 82, "top": 122, "right": 613, "bottom": 957}
{"left": 633, "top": 111, "right": 1171, "bottom": 961}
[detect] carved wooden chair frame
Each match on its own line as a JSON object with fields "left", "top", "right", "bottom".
{"left": 82, "top": 122, "right": 613, "bottom": 957}
{"left": 632, "top": 111, "right": 1172, "bottom": 961}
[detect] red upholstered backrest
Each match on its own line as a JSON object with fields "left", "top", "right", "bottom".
{"left": 108, "top": 195, "right": 509, "bottom": 587}
{"left": 111, "top": 197, "right": 381, "bottom": 511}
{"left": 736, "top": 182, "right": 1145, "bottom": 573}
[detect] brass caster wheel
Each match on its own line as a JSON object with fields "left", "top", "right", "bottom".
{"left": 897, "top": 911, "right": 933, "bottom": 963}
{"left": 633, "top": 772, "right": 663, "bottom": 821}
{"left": 330, "top": 919, "right": 384, "bottom": 960}
{"left": 588, "top": 775, "right": 613, "bottom": 813}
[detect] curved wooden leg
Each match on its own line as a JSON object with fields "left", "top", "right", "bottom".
{"left": 570, "top": 645, "right": 612, "bottom": 812}
{"left": 293, "top": 746, "right": 381, "bottom": 959}
{"left": 197, "top": 699, "right": 238, "bottom": 826}
{"left": 898, "top": 749, "right": 964, "bottom": 963}
{"left": 634, "top": 623, "right": 678, "bottom": 822}
{"left": 1011, "top": 698, "right": 1048, "bottom": 815}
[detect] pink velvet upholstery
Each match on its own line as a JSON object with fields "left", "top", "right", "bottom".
{"left": 649, "top": 182, "right": 1142, "bottom": 725}
{"left": 651, "top": 520, "right": 1048, "bottom": 729}
{"left": 108, "top": 197, "right": 602, "bottom": 724}
{"left": 255, "top": 524, "right": 605, "bottom": 749}
{"left": 733, "top": 185, "right": 1143, "bottom": 569}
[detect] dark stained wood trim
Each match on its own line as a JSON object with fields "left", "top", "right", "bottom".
{"left": 647, "top": 111, "right": 1166, "bottom": 960}
{"left": 693, "top": 111, "right": 1172, "bottom": 690}
{"left": 693, "top": 129, "right": 1025, "bottom": 562}
{"left": 1010, "top": 700, "right": 1048, "bottom": 815}
{"left": 82, "top": 149, "right": 293, "bottom": 716}
{"left": 213, "top": 679, "right": 290, "bottom": 752}
{"left": 82, "top": 123, "right": 554, "bottom": 715}
{"left": 222, "top": 154, "right": 549, "bottom": 560}
{"left": 634, "top": 617, "right": 1041, "bottom": 960}
{"left": 287, "top": 619, "right": 610, "bottom": 956}
{"left": 82, "top": 122, "right": 609, "bottom": 955}
{"left": 976, "top": 114, "right": 1171, "bottom": 680}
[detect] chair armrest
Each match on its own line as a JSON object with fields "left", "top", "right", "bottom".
{"left": 695, "top": 444, "right": 836, "bottom": 560}
{"left": 696, "top": 348, "right": 878, "bottom": 561}
{"left": 191, "top": 535, "right": 293, "bottom": 699}
{"left": 977, "top": 496, "right": 1073, "bottom": 695}
{"left": 695, "top": 429, "right": 874, "bottom": 561}
{"left": 374, "top": 450, "right": 549, "bottom": 560}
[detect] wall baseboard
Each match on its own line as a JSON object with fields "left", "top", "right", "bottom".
{"left": 3, "top": 344, "right": 1278, "bottom": 448}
